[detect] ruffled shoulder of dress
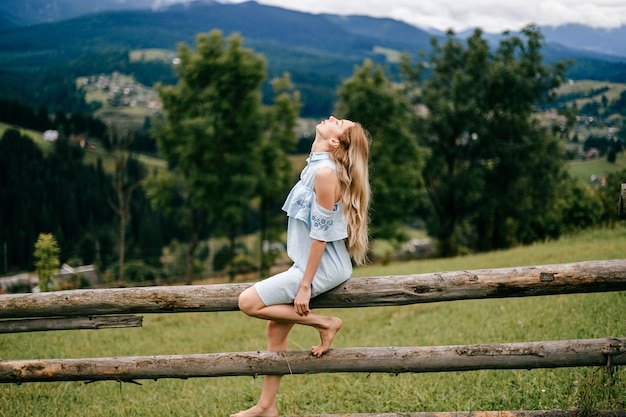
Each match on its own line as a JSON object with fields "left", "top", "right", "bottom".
{"left": 281, "top": 181, "right": 313, "bottom": 226}
{"left": 282, "top": 152, "right": 337, "bottom": 227}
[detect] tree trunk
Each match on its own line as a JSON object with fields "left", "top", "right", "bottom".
{"left": 118, "top": 215, "right": 126, "bottom": 285}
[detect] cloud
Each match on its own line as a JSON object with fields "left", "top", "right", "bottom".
{"left": 225, "top": 0, "right": 626, "bottom": 32}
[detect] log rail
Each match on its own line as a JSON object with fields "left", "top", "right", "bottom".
{"left": 2, "top": 257, "right": 626, "bottom": 417}
{"left": 1, "top": 337, "right": 624, "bottom": 383}
{"left": 1, "top": 260, "right": 625, "bottom": 319}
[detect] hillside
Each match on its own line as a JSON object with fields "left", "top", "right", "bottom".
{"left": 0, "top": 1, "right": 433, "bottom": 116}
{"left": 0, "top": 1, "right": 625, "bottom": 117}
{"left": 0, "top": 0, "right": 164, "bottom": 26}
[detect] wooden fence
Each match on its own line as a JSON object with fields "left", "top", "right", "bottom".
{"left": 1, "top": 259, "right": 626, "bottom": 413}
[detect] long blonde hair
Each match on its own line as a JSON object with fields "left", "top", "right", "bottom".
{"left": 331, "top": 122, "right": 371, "bottom": 265}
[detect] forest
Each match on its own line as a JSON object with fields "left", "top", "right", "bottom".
{"left": 1, "top": 26, "right": 625, "bottom": 290}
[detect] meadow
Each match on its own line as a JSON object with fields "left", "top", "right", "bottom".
{"left": 569, "top": 156, "right": 626, "bottom": 184}
{"left": 1, "top": 224, "right": 625, "bottom": 417}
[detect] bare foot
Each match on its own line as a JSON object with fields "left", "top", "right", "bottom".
{"left": 311, "top": 316, "right": 342, "bottom": 357}
{"left": 229, "top": 404, "right": 278, "bottom": 417}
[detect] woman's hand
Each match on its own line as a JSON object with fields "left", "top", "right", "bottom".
{"left": 294, "top": 285, "right": 312, "bottom": 316}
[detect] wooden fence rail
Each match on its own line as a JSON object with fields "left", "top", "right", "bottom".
{"left": 1, "top": 259, "right": 625, "bottom": 396}
{"left": 0, "top": 315, "right": 143, "bottom": 333}
{"left": 1, "top": 337, "right": 625, "bottom": 383}
{"left": 1, "top": 260, "right": 625, "bottom": 319}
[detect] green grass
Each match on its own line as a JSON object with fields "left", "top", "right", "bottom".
{"left": 0, "top": 122, "right": 52, "bottom": 154}
{"left": 568, "top": 155, "right": 626, "bottom": 184}
{"left": 555, "top": 80, "right": 626, "bottom": 108}
{"left": 129, "top": 48, "right": 173, "bottom": 63}
{"left": 1, "top": 224, "right": 625, "bottom": 416}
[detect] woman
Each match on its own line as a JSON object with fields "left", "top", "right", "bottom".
{"left": 231, "top": 115, "right": 371, "bottom": 417}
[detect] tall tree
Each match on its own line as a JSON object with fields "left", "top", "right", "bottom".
{"left": 107, "top": 123, "right": 145, "bottom": 284}
{"left": 257, "top": 73, "right": 301, "bottom": 277}
{"left": 0, "top": 128, "right": 117, "bottom": 273}
{"left": 336, "top": 59, "right": 426, "bottom": 240}
{"left": 403, "top": 26, "right": 569, "bottom": 256}
{"left": 0, "top": 129, "right": 46, "bottom": 271}
{"left": 33, "top": 233, "right": 60, "bottom": 292}
{"left": 596, "top": 168, "right": 626, "bottom": 225}
{"left": 152, "top": 30, "right": 265, "bottom": 283}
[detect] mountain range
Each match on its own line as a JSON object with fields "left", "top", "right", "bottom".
{"left": 2, "top": 0, "right": 626, "bottom": 59}
{"left": 0, "top": 0, "right": 166, "bottom": 27}
{"left": 0, "top": 0, "right": 625, "bottom": 116}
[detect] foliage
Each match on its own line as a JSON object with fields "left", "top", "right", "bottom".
{"left": 256, "top": 73, "right": 301, "bottom": 276}
{"left": 107, "top": 123, "right": 147, "bottom": 283}
{"left": 0, "top": 98, "right": 107, "bottom": 139}
{"left": 152, "top": 30, "right": 266, "bottom": 283}
{"left": 402, "top": 26, "right": 571, "bottom": 256}
{"left": 553, "top": 177, "right": 604, "bottom": 233}
{"left": 33, "top": 233, "right": 60, "bottom": 292}
{"left": 212, "top": 243, "right": 233, "bottom": 273}
{"left": 120, "top": 259, "right": 162, "bottom": 283}
{"left": 157, "top": 239, "right": 203, "bottom": 279}
{"left": 611, "top": 90, "right": 626, "bottom": 116}
{"left": 0, "top": 130, "right": 103, "bottom": 270}
{"left": 0, "top": 127, "right": 174, "bottom": 274}
{"left": 596, "top": 168, "right": 626, "bottom": 225}
{"left": 336, "top": 59, "right": 427, "bottom": 240}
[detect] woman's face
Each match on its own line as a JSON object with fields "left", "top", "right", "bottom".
{"left": 313, "top": 116, "right": 355, "bottom": 151}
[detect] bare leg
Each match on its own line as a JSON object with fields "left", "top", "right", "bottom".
{"left": 238, "top": 286, "right": 342, "bottom": 357}
{"left": 230, "top": 320, "right": 293, "bottom": 417}
{"left": 230, "top": 287, "right": 343, "bottom": 417}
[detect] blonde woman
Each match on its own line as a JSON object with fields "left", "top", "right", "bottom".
{"left": 231, "top": 115, "right": 371, "bottom": 417}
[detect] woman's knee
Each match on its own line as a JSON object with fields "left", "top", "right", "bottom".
{"left": 238, "top": 286, "right": 263, "bottom": 316}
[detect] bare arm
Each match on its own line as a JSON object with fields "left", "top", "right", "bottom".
{"left": 293, "top": 167, "right": 340, "bottom": 316}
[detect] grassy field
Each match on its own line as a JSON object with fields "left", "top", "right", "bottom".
{"left": 555, "top": 80, "right": 626, "bottom": 109}
{"left": 129, "top": 48, "right": 174, "bottom": 63}
{"left": 568, "top": 155, "right": 626, "bottom": 184}
{"left": 1, "top": 224, "right": 625, "bottom": 416}
{"left": 0, "top": 122, "right": 51, "bottom": 153}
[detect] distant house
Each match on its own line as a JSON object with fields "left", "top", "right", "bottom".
{"left": 585, "top": 147, "right": 599, "bottom": 159}
{"left": 0, "top": 264, "right": 101, "bottom": 294}
{"left": 53, "top": 263, "right": 100, "bottom": 289}
{"left": 69, "top": 134, "right": 85, "bottom": 147}
{"left": 43, "top": 130, "right": 59, "bottom": 142}
{"left": 69, "top": 134, "right": 95, "bottom": 151}
{"left": 0, "top": 273, "right": 37, "bottom": 293}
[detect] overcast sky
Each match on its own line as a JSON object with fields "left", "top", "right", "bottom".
{"left": 222, "top": 0, "right": 626, "bottom": 33}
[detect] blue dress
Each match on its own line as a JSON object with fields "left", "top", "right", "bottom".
{"left": 254, "top": 152, "right": 352, "bottom": 306}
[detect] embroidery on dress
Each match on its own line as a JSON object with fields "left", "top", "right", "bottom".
{"left": 312, "top": 215, "right": 333, "bottom": 231}
{"left": 296, "top": 199, "right": 311, "bottom": 209}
